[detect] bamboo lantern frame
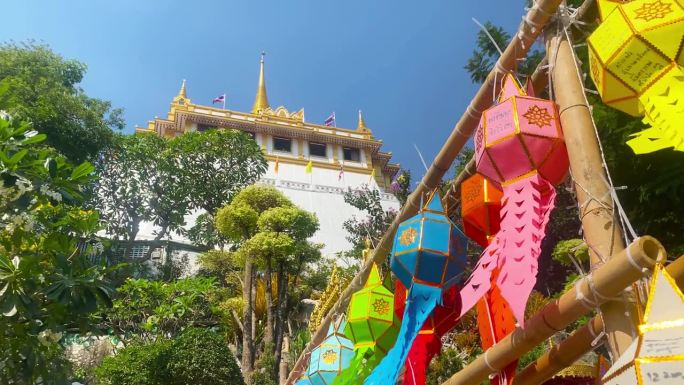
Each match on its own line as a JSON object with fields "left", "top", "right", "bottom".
{"left": 284, "top": 0, "right": 566, "bottom": 382}
{"left": 287, "top": 1, "right": 673, "bottom": 384}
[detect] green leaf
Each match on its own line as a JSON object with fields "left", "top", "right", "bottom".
{"left": 7, "top": 149, "right": 27, "bottom": 166}
{"left": 22, "top": 133, "right": 46, "bottom": 145}
{"left": 70, "top": 161, "right": 95, "bottom": 180}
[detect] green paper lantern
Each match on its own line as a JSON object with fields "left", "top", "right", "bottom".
{"left": 344, "top": 263, "right": 400, "bottom": 356}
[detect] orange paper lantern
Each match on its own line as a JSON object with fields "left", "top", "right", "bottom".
{"left": 461, "top": 173, "right": 503, "bottom": 248}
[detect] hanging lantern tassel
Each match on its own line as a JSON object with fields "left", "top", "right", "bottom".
{"left": 462, "top": 173, "right": 517, "bottom": 385}
{"left": 364, "top": 191, "right": 468, "bottom": 385}
{"left": 627, "top": 68, "right": 684, "bottom": 154}
{"left": 475, "top": 269, "right": 518, "bottom": 385}
{"left": 393, "top": 280, "right": 445, "bottom": 385}
{"left": 457, "top": 73, "right": 569, "bottom": 326}
{"left": 588, "top": 0, "right": 684, "bottom": 154}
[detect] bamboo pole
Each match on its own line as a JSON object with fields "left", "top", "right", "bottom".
{"left": 513, "top": 254, "right": 684, "bottom": 385}
{"left": 284, "top": 1, "right": 565, "bottom": 383}
{"left": 545, "top": 18, "right": 638, "bottom": 358}
{"left": 441, "top": 236, "right": 665, "bottom": 385}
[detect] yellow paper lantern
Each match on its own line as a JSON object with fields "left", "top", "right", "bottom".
{"left": 588, "top": 0, "right": 684, "bottom": 116}
{"left": 601, "top": 264, "right": 684, "bottom": 385}
{"left": 597, "top": 0, "right": 634, "bottom": 21}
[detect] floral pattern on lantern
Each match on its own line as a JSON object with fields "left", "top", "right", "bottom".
{"left": 308, "top": 316, "right": 355, "bottom": 385}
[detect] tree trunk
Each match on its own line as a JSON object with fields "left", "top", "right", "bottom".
{"left": 264, "top": 256, "right": 275, "bottom": 351}
{"left": 273, "top": 262, "right": 288, "bottom": 382}
{"left": 241, "top": 257, "right": 255, "bottom": 385}
{"left": 123, "top": 219, "right": 141, "bottom": 259}
{"left": 251, "top": 269, "right": 256, "bottom": 354}
{"left": 279, "top": 335, "right": 290, "bottom": 385}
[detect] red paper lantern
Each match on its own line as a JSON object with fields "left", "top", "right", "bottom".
{"left": 394, "top": 281, "right": 462, "bottom": 385}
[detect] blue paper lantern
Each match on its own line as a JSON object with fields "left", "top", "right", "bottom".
{"left": 295, "top": 376, "right": 313, "bottom": 385}
{"left": 365, "top": 190, "right": 468, "bottom": 385}
{"left": 308, "top": 316, "right": 355, "bottom": 385}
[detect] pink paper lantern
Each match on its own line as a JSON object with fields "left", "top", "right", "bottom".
{"left": 458, "top": 74, "right": 569, "bottom": 326}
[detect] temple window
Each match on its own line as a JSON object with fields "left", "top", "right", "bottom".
{"left": 273, "top": 137, "right": 292, "bottom": 153}
{"left": 197, "top": 123, "right": 212, "bottom": 132}
{"left": 309, "top": 142, "right": 327, "bottom": 158}
{"left": 343, "top": 147, "right": 361, "bottom": 162}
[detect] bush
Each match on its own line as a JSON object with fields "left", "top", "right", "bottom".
{"left": 95, "top": 340, "right": 170, "bottom": 385}
{"left": 94, "top": 328, "right": 243, "bottom": 385}
{"left": 167, "top": 328, "right": 244, "bottom": 385}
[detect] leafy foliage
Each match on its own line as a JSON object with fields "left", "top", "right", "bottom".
{"left": 0, "top": 42, "right": 122, "bottom": 162}
{"left": 463, "top": 22, "right": 543, "bottom": 84}
{"left": 170, "top": 129, "right": 268, "bottom": 214}
{"left": 96, "top": 328, "right": 244, "bottom": 385}
{"left": 188, "top": 212, "right": 229, "bottom": 248}
{"left": 95, "top": 133, "right": 186, "bottom": 251}
{"left": 0, "top": 103, "right": 116, "bottom": 383}
{"left": 390, "top": 168, "right": 412, "bottom": 206}
{"left": 426, "top": 348, "right": 470, "bottom": 385}
{"left": 167, "top": 328, "right": 245, "bottom": 385}
{"left": 342, "top": 185, "right": 398, "bottom": 261}
{"left": 104, "top": 277, "right": 228, "bottom": 343}
{"left": 95, "top": 340, "right": 171, "bottom": 385}
{"left": 94, "top": 129, "right": 267, "bottom": 255}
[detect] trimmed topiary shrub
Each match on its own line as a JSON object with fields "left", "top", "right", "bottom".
{"left": 167, "top": 328, "right": 244, "bottom": 385}
{"left": 94, "top": 340, "right": 171, "bottom": 385}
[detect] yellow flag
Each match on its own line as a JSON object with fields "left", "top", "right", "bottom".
{"left": 368, "top": 168, "right": 376, "bottom": 183}
{"left": 274, "top": 157, "right": 279, "bottom": 174}
{"left": 305, "top": 160, "right": 313, "bottom": 174}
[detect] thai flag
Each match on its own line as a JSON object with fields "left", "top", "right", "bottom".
{"left": 324, "top": 112, "right": 336, "bottom": 127}
{"left": 212, "top": 94, "right": 225, "bottom": 104}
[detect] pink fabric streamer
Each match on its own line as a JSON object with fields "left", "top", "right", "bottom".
{"left": 457, "top": 174, "right": 556, "bottom": 326}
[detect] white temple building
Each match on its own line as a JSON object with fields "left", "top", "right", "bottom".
{"left": 134, "top": 54, "right": 401, "bottom": 263}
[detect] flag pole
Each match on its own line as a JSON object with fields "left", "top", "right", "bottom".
{"left": 223, "top": 93, "right": 226, "bottom": 110}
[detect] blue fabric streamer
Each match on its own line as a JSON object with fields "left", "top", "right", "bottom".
{"left": 363, "top": 284, "right": 442, "bottom": 385}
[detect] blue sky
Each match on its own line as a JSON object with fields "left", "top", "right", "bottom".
{"left": 2, "top": 0, "right": 525, "bottom": 180}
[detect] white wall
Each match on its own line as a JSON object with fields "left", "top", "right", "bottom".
{"left": 136, "top": 147, "right": 400, "bottom": 259}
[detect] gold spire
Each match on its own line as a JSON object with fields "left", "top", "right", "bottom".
{"left": 252, "top": 52, "right": 270, "bottom": 114}
{"left": 357, "top": 110, "right": 369, "bottom": 131}
{"left": 178, "top": 79, "right": 187, "bottom": 98}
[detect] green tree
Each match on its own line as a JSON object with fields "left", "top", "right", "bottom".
{"left": 464, "top": 22, "right": 543, "bottom": 84}
{"left": 94, "top": 129, "right": 266, "bottom": 258}
{"left": 215, "top": 185, "right": 320, "bottom": 384}
{"left": 170, "top": 129, "right": 268, "bottom": 215}
{"left": 0, "top": 102, "right": 116, "bottom": 384}
{"left": 0, "top": 42, "right": 123, "bottom": 163}
{"left": 95, "top": 133, "right": 187, "bottom": 259}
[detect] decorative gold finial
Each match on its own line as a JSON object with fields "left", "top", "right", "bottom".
{"left": 362, "top": 237, "right": 373, "bottom": 262}
{"left": 179, "top": 79, "right": 187, "bottom": 98}
{"left": 357, "top": 110, "right": 369, "bottom": 131}
{"left": 252, "top": 52, "right": 270, "bottom": 114}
